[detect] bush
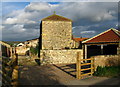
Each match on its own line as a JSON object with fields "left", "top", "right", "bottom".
{"left": 93, "top": 66, "right": 120, "bottom": 77}
{"left": 30, "top": 44, "right": 39, "bottom": 56}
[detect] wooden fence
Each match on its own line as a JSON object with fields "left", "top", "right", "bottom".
{"left": 2, "top": 48, "right": 18, "bottom": 87}
{"left": 76, "top": 52, "right": 94, "bottom": 79}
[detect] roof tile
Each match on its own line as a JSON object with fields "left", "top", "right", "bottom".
{"left": 42, "top": 14, "right": 72, "bottom": 21}
{"left": 83, "top": 29, "right": 120, "bottom": 43}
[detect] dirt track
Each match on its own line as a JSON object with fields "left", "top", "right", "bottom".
{"left": 18, "top": 64, "right": 76, "bottom": 85}
{"left": 18, "top": 56, "right": 120, "bottom": 86}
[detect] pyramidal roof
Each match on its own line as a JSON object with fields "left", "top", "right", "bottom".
{"left": 82, "top": 28, "right": 120, "bottom": 43}
{"left": 42, "top": 14, "right": 72, "bottom": 21}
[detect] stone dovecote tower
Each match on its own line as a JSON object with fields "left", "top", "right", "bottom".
{"left": 40, "top": 13, "right": 75, "bottom": 50}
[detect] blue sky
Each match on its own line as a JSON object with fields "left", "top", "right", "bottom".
{"left": 1, "top": 2, "right": 119, "bottom": 41}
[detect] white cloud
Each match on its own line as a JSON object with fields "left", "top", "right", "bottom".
{"left": 81, "top": 30, "right": 96, "bottom": 34}
{"left": 2, "top": 2, "right": 118, "bottom": 41}
{"left": 3, "top": 2, "right": 117, "bottom": 24}
{"left": 57, "top": 2, "right": 117, "bottom": 22}
{"left": 0, "top": 25, "right": 5, "bottom": 30}
{"left": 25, "top": 2, "right": 51, "bottom": 11}
{"left": 4, "top": 17, "right": 36, "bottom": 24}
{"left": 2, "top": 24, "right": 39, "bottom": 41}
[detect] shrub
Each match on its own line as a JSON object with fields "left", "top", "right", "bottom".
{"left": 93, "top": 66, "right": 120, "bottom": 77}
{"left": 30, "top": 44, "right": 39, "bottom": 56}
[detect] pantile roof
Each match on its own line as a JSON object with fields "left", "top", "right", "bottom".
{"left": 73, "top": 38, "right": 88, "bottom": 42}
{"left": 82, "top": 28, "right": 120, "bottom": 43}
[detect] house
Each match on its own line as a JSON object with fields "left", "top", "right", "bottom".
{"left": 82, "top": 28, "right": 120, "bottom": 59}
{"left": 17, "top": 43, "right": 24, "bottom": 47}
{"left": 39, "top": 13, "right": 83, "bottom": 65}
{"left": 73, "top": 37, "right": 89, "bottom": 49}
{"left": 15, "top": 38, "right": 39, "bottom": 55}
{"left": 24, "top": 38, "right": 39, "bottom": 48}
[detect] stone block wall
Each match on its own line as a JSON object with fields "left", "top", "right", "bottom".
{"left": 42, "top": 21, "right": 77, "bottom": 49}
{"left": 91, "top": 55, "right": 120, "bottom": 71}
{"left": 16, "top": 46, "right": 29, "bottom": 55}
{"left": 40, "top": 49, "right": 83, "bottom": 65}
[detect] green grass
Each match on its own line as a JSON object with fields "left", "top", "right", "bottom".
{"left": 93, "top": 66, "right": 120, "bottom": 77}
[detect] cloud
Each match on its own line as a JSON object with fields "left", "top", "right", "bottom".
{"left": 2, "top": 2, "right": 118, "bottom": 41}
{"left": 25, "top": 3, "right": 51, "bottom": 11}
{"left": 81, "top": 30, "right": 96, "bottom": 34}
{"left": 57, "top": 2, "right": 117, "bottom": 22}
{"left": 2, "top": 24, "right": 39, "bottom": 41}
{"left": 0, "top": 25, "right": 5, "bottom": 30}
{"left": 72, "top": 24, "right": 99, "bottom": 37}
{"left": 4, "top": 17, "right": 36, "bottom": 24}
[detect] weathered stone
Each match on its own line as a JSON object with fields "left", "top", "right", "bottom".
{"left": 41, "top": 15, "right": 79, "bottom": 50}
{"left": 91, "top": 55, "right": 120, "bottom": 71}
{"left": 40, "top": 49, "right": 83, "bottom": 65}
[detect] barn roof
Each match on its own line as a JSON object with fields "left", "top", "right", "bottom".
{"left": 73, "top": 38, "right": 89, "bottom": 42}
{"left": 82, "top": 28, "right": 120, "bottom": 44}
{"left": 42, "top": 14, "right": 72, "bottom": 21}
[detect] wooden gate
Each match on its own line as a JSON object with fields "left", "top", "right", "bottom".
{"left": 76, "top": 52, "right": 94, "bottom": 79}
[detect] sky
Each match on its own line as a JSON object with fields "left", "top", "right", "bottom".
{"left": 1, "top": 1, "right": 119, "bottom": 41}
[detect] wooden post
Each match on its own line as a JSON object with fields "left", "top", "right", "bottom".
{"left": 91, "top": 58, "right": 93, "bottom": 76}
{"left": 10, "top": 47, "right": 13, "bottom": 58}
{"left": 6, "top": 47, "right": 9, "bottom": 57}
{"left": 76, "top": 52, "right": 81, "bottom": 79}
{"left": 92, "top": 57, "right": 95, "bottom": 72}
{"left": 85, "top": 45, "right": 87, "bottom": 62}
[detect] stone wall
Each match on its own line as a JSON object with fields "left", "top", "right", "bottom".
{"left": 16, "top": 46, "right": 29, "bottom": 55}
{"left": 91, "top": 55, "right": 120, "bottom": 70}
{"left": 42, "top": 21, "right": 78, "bottom": 49}
{"left": 40, "top": 49, "right": 83, "bottom": 65}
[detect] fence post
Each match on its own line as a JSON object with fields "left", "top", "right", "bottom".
{"left": 91, "top": 58, "right": 94, "bottom": 76}
{"left": 76, "top": 52, "right": 81, "bottom": 79}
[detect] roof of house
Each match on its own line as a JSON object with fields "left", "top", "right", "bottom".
{"left": 73, "top": 38, "right": 89, "bottom": 42}
{"left": 82, "top": 28, "right": 120, "bottom": 44}
{"left": 42, "top": 14, "right": 72, "bottom": 21}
